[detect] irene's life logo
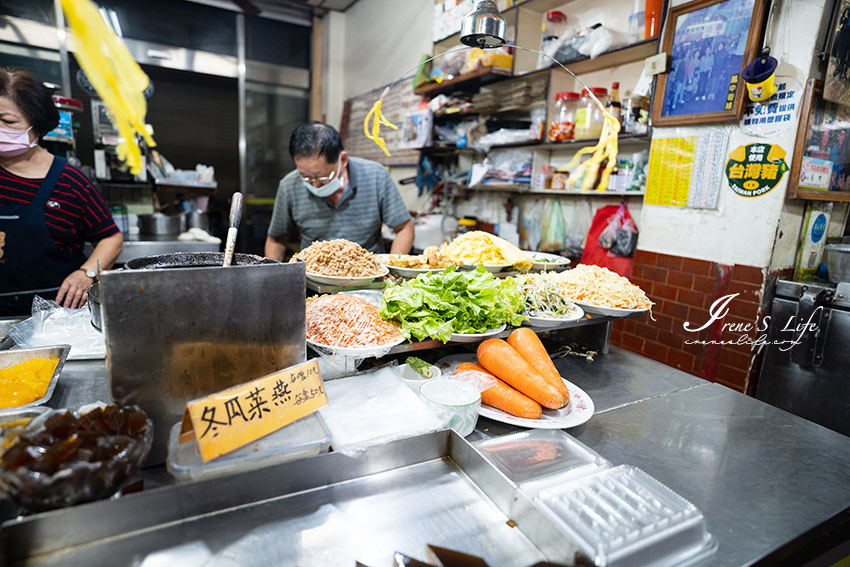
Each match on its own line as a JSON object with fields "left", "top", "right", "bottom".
{"left": 683, "top": 293, "right": 820, "bottom": 351}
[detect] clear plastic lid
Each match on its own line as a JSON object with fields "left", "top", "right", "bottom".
{"left": 536, "top": 465, "right": 716, "bottom": 567}
{"left": 475, "top": 430, "right": 609, "bottom": 487}
{"left": 167, "top": 412, "right": 332, "bottom": 483}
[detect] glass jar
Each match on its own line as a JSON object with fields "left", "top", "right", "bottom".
{"left": 549, "top": 91, "right": 579, "bottom": 142}
{"left": 575, "top": 87, "right": 608, "bottom": 140}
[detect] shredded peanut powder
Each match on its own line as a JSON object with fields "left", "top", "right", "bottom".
{"left": 292, "top": 239, "right": 384, "bottom": 277}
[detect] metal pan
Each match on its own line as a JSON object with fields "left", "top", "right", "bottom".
{"left": 87, "top": 282, "right": 102, "bottom": 331}
{"left": 123, "top": 252, "right": 277, "bottom": 270}
{"left": 0, "top": 406, "right": 50, "bottom": 430}
{"left": 0, "top": 345, "right": 71, "bottom": 416}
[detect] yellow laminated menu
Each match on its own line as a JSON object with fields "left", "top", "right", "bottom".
{"left": 0, "top": 358, "right": 59, "bottom": 409}
{"left": 180, "top": 360, "right": 327, "bottom": 463}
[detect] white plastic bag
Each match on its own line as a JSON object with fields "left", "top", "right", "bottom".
{"left": 8, "top": 297, "right": 105, "bottom": 359}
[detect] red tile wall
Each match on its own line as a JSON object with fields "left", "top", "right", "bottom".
{"left": 610, "top": 250, "right": 767, "bottom": 393}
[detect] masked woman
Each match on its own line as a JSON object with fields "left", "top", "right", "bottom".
{"left": 0, "top": 68, "right": 122, "bottom": 316}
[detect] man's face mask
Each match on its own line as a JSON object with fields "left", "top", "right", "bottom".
{"left": 302, "top": 157, "right": 343, "bottom": 197}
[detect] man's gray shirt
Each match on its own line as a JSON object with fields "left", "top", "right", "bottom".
{"left": 267, "top": 157, "right": 411, "bottom": 253}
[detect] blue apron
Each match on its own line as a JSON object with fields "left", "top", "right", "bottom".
{"left": 0, "top": 157, "right": 86, "bottom": 316}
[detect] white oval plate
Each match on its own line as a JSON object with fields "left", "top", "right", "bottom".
{"left": 306, "top": 265, "right": 388, "bottom": 286}
{"left": 572, "top": 301, "right": 650, "bottom": 317}
{"left": 449, "top": 324, "right": 506, "bottom": 343}
{"left": 523, "top": 305, "right": 585, "bottom": 328}
{"left": 524, "top": 251, "right": 571, "bottom": 271}
{"left": 435, "top": 353, "right": 594, "bottom": 429}
{"left": 461, "top": 263, "right": 513, "bottom": 273}
{"left": 306, "top": 335, "right": 404, "bottom": 357}
{"left": 376, "top": 255, "right": 445, "bottom": 278}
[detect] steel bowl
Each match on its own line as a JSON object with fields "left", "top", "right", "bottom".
{"left": 825, "top": 244, "right": 850, "bottom": 283}
{"left": 87, "top": 281, "right": 102, "bottom": 331}
{"left": 138, "top": 213, "right": 182, "bottom": 236}
{"left": 124, "top": 251, "right": 278, "bottom": 270}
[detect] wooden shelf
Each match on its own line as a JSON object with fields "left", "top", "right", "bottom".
{"left": 537, "top": 38, "right": 660, "bottom": 77}
{"left": 414, "top": 66, "right": 512, "bottom": 97}
{"left": 423, "top": 133, "right": 650, "bottom": 154}
{"left": 458, "top": 183, "right": 645, "bottom": 196}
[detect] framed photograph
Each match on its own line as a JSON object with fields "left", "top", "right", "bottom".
{"left": 652, "top": 0, "right": 769, "bottom": 126}
{"left": 824, "top": 0, "right": 850, "bottom": 106}
{"left": 789, "top": 79, "right": 850, "bottom": 202}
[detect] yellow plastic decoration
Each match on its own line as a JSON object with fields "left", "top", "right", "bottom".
{"left": 60, "top": 0, "right": 155, "bottom": 174}
{"left": 560, "top": 107, "right": 621, "bottom": 192}
{"left": 363, "top": 87, "right": 398, "bottom": 157}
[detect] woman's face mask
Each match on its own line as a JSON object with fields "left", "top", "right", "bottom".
{"left": 302, "top": 157, "right": 344, "bottom": 198}
{"left": 0, "top": 125, "right": 37, "bottom": 158}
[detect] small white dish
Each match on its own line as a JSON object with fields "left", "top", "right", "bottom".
{"left": 305, "top": 265, "right": 389, "bottom": 287}
{"left": 449, "top": 324, "right": 507, "bottom": 343}
{"left": 571, "top": 302, "right": 650, "bottom": 317}
{"left": 524, "top": 251, "right": 571, "bottom": 271}
{"left": 397, "top": 363, "right": 441, "bottom": 391}
{"left": 524, "top": 306, "right": 585, "bottom": 328}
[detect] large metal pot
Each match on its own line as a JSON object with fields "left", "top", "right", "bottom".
{"left": 186, "top": 210, "right": 209, "bottom": 231}
{"left": 87, "top": 281, "right": 102, "bottom": 331}
{"left": 139, "top": 213, "right": 182, "bottom": 236}
{"left": 124, "top": 252, "right": 274, "bottom": 270}
{"left": 825, "top": 244, "right": 850, "bottom": 283}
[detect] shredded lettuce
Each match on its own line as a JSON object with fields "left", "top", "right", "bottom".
{"left": 380, "top": 266, "right": 525, "bottom": 343}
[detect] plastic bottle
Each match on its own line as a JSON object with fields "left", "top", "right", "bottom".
{"left": 549, "top": 91, "right": 579, "bottom": 142}
{"left": 606, "top": 82, "right": 622, "bottom": 124}
{"left": 628, "top": 0, "right": 645, "bottom": 43}
{"left": 575, "top": 87, "right": 608, "bottom": 140}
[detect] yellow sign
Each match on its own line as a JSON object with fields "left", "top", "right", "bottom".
{"left": 645, "top": 137, "right": 696, "bottom": 207}
{"left": 180, "top": 359, "right": 327, "bottom": 462}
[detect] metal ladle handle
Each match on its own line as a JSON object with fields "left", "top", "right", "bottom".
{"left": 222, "top": 192, "right": 243, "bottom": 267}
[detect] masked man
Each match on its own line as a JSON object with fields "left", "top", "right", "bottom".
{"left": 264, "top": 121, "right": 413, "bottom": 258}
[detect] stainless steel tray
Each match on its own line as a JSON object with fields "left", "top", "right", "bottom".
{"left": 0, "top": 406, "right": 50, "bottom": 429}
{"left": 1, "top": 430, "right": 580, "bottom": 567}
{"left": 0, "top": 345, "right": 70, "bottom": 416}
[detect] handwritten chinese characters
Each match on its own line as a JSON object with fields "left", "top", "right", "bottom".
{"left": 183, "top": 359, "right": 327, "bottom": 462}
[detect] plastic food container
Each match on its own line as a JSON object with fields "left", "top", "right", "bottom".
{"left": 397, "top": 363, "right": 441, "bottom": 392}
{"left": 475, "top": 430, "right": 609, "bottom": 495}
{"left": 0, "top": 345, "right": 70, "bottom": 416}
{"left": 536, "top": 465, "right": 717, "bottom": 567}
{"left": 167, "top": 412, "right": 332, "bottom": 483}
{"left": 419, "top": 379, "right": 481, "bottom": 437}
{"left": 575, "top": 87, "right": 609, "bottom": 140}
{"left": 0, "top": 404, "right": 153, "bottom": 512}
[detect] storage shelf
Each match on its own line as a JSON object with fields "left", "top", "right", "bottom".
{"left": 414, "top": 66, "right": 512, "bottom": 97}
{"left": 423, "top": 133, "right": 651, "bottom": 154}
{"left": 543, "top": 38, "right": 660, "bottom": 77}
{"left": 458, "top": 184, "right": 645, "bottom": 196}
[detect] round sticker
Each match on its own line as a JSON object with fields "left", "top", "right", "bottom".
{"left": 811, "top": 213, "right": 827, "bottom": 243}
{"left": 726, "top": 143, "right": 789, "bottom": 197}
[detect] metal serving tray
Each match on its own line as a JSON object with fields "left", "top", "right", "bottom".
{"left": 1, "top": 430, "right": 581, "bottom": 567}
{"left": 0, "top": 345, "right": 70, "bottom": 416}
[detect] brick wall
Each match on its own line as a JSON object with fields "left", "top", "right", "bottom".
{"left": 610, "top": 250, "right": 767, "bottom": 393}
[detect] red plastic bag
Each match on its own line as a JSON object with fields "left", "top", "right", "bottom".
{"left": 580, "top": 204, "right": 638, "bottom": 278}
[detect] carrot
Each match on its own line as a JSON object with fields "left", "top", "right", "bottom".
{"left": 476, "top": 339, "right": 567, "bottom": 409}
{"left": 507, "top": 328, "right": 570, "bottom": 405}
{"left": 455, "top": 362, "right": 542, "bottom": 419}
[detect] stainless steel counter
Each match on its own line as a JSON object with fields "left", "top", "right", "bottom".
{"left": 7, "top": 348, "right": 850, "bottom": 566}
{"left": 567, "top": 383, "right": 850, "bottom": 567}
